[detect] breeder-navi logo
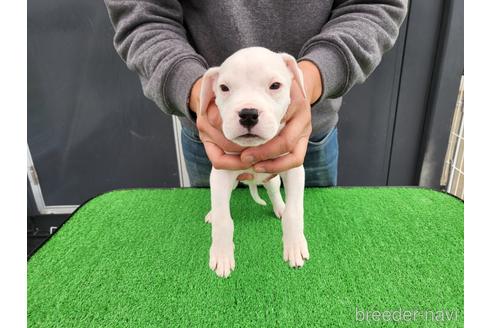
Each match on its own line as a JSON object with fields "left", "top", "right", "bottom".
{"left": 355, "top": 306, "right": 459, "bottom": 323}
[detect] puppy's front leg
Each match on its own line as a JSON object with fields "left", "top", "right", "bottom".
{"left": 209, "top": 168, "right": 237, "bottom": 278}
{"left": 280, "top": 165, "right": 309, "bottom": 268}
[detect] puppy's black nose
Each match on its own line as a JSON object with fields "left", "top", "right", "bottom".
{"left": 238, "top": 108, "right": 259, "bottom": 128}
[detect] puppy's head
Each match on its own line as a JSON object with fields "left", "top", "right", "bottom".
{"left": 199, "top": 47, "right": 306, "bottom": 147}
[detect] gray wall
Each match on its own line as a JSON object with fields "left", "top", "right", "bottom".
{"left": 27, "top": 0, "right": 463, "bottom": 209}
{"left": 28, "top": 0, "right": 180, "bottom": 206}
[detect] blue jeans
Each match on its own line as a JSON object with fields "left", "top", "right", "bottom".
{"left": 181, "top": 127, "right": 338, "bottom": 187}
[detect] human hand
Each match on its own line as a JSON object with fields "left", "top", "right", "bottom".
{"left": 189, "top": 78, "right": 250, "bottom": 170}
{"left": 239, "top": 60, "right": 322, "bottom": 174}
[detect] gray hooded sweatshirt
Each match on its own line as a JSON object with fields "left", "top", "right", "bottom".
{"left": 104, "top": 0, "right": 407, "bottom": 138}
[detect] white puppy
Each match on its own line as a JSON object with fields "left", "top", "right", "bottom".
{"left": 199, "top": 47, "right": 309, "bottom": 278}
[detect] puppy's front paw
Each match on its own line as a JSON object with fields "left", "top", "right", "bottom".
{"left": 209, "top": 242, "right": 235, "bottom": 278}
{"left": 283, "top": 233, "right": 309, "bottom": 268}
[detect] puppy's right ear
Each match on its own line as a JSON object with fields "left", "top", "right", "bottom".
{"left": 199, "top": 67, "right": 220, "bottom": 115}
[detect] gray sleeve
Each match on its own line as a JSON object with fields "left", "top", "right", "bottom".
{"left": 104, "top": 0, "right": 207, "bottom": 119}
{"left": 299, "top": 0, "right": 408, "bottom": 101}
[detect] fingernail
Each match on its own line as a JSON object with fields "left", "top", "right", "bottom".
{"left": 255, "top": 166, "right": 266, "bottom": 173}
{"left": 244, "top": 155, "right": 255, "bottom": 164}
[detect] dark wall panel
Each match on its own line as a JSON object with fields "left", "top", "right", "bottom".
{"left": 388, "top": 0, "right": 445, "bottom": 185}
{"left": 417, "top": 0, "right": 464, "bottom": 188}
{"left": 337, "top": 18, "right": 407, "bottom": 186}
{"left": 27, "top": 0, "right": 180, "bottom": 205}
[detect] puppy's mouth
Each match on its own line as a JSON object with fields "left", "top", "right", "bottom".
{"left": 238, "top": 133, "right": 260, "bottom": 139}
{"left": 233, "top": 133, "right": 266, "bottom": 147}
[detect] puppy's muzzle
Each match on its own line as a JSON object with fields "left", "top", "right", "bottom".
{"left": 238, "top": 108, "right": 259, "bottom": 129}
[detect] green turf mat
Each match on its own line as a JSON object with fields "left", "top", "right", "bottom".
{"left": 28, "top": 188, "right": 463, "bottom": 327}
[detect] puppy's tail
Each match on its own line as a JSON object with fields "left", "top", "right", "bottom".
{"left": 248, "top": 184, "right": 267, "bottom": 206}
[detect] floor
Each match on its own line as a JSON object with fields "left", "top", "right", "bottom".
{"left": 27, "top": 214, "right": 70, "bottom": 258}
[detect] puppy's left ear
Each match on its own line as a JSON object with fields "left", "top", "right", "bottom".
{"left": 280, "top": 53, "right": 307, "bottom": 99}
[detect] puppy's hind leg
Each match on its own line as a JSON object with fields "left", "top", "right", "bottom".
{"left": 264, "top": 175, "right": 285, "bottom": 219}
{"left": 204, "top": 211, "right": 212, "bottom": 224}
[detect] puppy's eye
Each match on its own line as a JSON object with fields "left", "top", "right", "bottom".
{"left": 269, "top": 82, "right": 281, "bottom": 90}
{"left": 219, "top": 84, "right": 229, "bottom": 92}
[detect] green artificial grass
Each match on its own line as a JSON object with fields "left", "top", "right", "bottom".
{"left": 28, "top": 188, "right": 463, "bottom": 327}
